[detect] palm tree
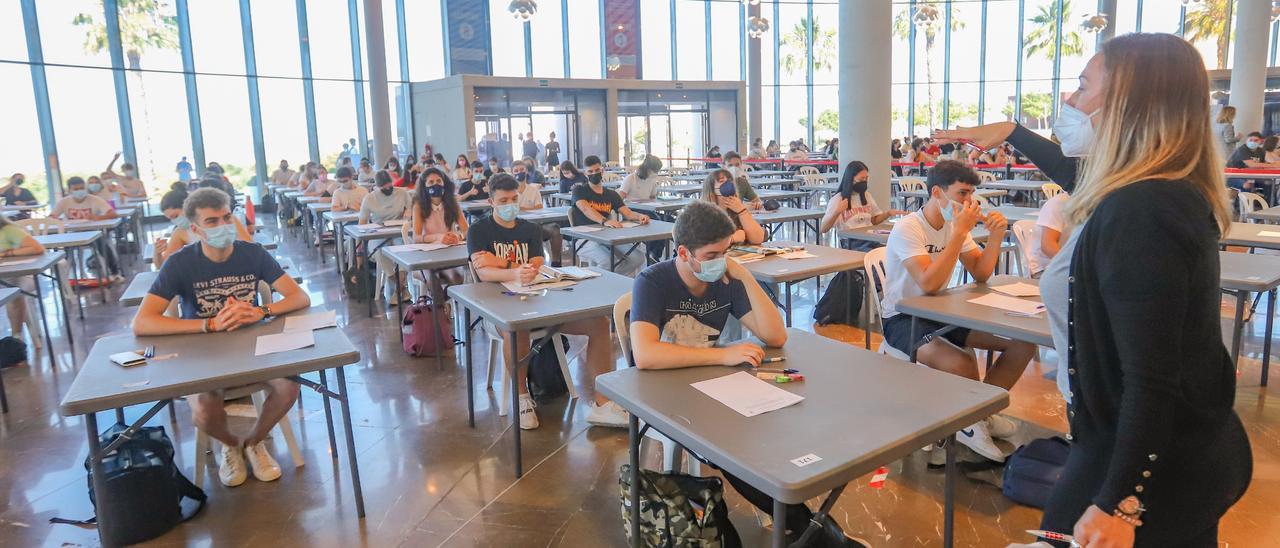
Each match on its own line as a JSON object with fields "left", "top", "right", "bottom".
{"left": 1024, "top": 0, "right": 1085, "bottom": 62}
{"left": 779, "top": 18, "right": 837, "bottom": 77}
{"left": 1183, "top": 0, "right": 1233, "bottom": 69}
{"left": 73, "top": 0, "right": 180, "bottom": 185}
{"left": 892, "top": 1, "right": 964, "bottom": 130}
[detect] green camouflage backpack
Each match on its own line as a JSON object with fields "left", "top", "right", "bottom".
{"left": 619, "top": 464, "right": 737, "bottom": 547}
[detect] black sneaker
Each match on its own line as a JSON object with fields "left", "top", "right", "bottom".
{"left": 787, "top": 515, "right": 870, "bottom": 548}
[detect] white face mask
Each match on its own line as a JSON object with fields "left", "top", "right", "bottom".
{"left": 1053, "top": 103, "right": 1099, "bottom": 158}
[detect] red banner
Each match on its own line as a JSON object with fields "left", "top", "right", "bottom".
{"left": 603, "top": 0, "right": 641, "bottom": 79}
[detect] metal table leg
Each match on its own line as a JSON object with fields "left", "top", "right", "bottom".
{"left": 784, "top": 281, "right": 792, "bottom": 327}
{"left": 771, "top": 499, "right": 786, "bottom": 547}
{"left": 53, "top": 266, "right": 75, "bottom": 350}
{"left": 33, "top": 276, "right": 54, "bottom": 359}
{"left": 334, "top": 366, "right": 366, "bottom": 518}
{"left": 431, "top": 270, "right": 444, "bottom": 370}
{"left": 944, "top": 433, "right": 957, "bottom": 548}
{"left": 395, "top": 265, "right": 404, "bottom": 342}
{"left": 863, "top": 268, "right": 872, "bottom": 350}
{"left": 1264, "top": 289, "right": 1276, "bottom": 387}
{"left": 318, "top": 369, "right": 339, "bottom": 458}
{"left": 507, "top": 331, "right": 523, "bottom": 477}
{"left": 365, "top": 242, "right": 374, "bottom": 318}
{"left": 464, "top": 306, "right": 475, "bottom": 427}
{"left": 1231, "top": 291, "right": 1247, "bottom": 366}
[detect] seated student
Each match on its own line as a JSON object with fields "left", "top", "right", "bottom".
{"left": 521, "top": 157, "right": 546, "bottom": 186}
{"left": 1, "top": 174, "right": 37, "bottom": 220}
{"left": 723, "top": 152, "right": 763, "bottom": 210}
{"left": 705, "top": 145, "right": 723, "bottom": 169}
{"left": 1226, "top": 132, "right": 1280, "bottom": 193}
{"left": 458, "top": 165, "right": 490, "bottom": 202}
{"left": 411, "top": 168, "right": 469, "bottom": 287}
{"left": 700, "top": 169, "right": 766, "bottom": 245}
{"left": 820, "top": 161, "right": 907, "bottom": 251}
{"left": 468, "top": 173, "right": 626, "bottom": 429}
{"left": 618, "top": 155, "right": 663, "bottom": 201}
{"left": 104, "top": 152, "right": 147, "bottom": 198}
{"left": 270, "top": 160, "right": 295, "bottom": 187}
{"left": 572, "top": 160, "right": 650, "bottom": 276}
{"left": 303, "top": 165, "right": 335, "bottom": 197}
{"left": 358, "top": 170, "right": 413, "bottom": 299}
{"left": 452, "top": 154, "right": 472, "bottom": 182}
{"left": 49, "top": 176, "right": 123, "bottom": 282}
{"left": 155, "top": 184, "right": 255, "bottom": 269}
{"left": 355, "top": 158, "right": 375, "bottom": 185}
{"left": 0, "top": 215, "right": 46, "bottom": 346}
{"left": 1023, "top": 191, "right": 1069, "bottom": 279}
{"left": 329, "top": 166, "right": 366, "bottom": 213}
{"left": 558, "top": 160, "right": 588, "bottom": 194}
{"left": 629, "top": 201, "right": 864, "bottom": 547}
{"left": 510, "top": 161, "right": 543, "bottom": 211}
{"left": 86, "top": 175, "right": 119, "bottom": 207}
{"left": 133, "top": 188, "right": 311, "bottom": 488}
{"left": 722, "top": 150, "right": 749, "bottom": 182}
{"left": 880, "top": 160, "right": 1035, "bottom": 461}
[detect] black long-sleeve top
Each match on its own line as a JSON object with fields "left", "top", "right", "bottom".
{"left": 1007, "top": 125, "right": 1251, "bottom": 536}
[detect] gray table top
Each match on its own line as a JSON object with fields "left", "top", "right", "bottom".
{"left": 0, "top": 250, "right": 66, "bottom": 278}
{"left": 2, "top": 203, "right": 45, "bottom": 211}
{"left": 746, "top": 178, "right": 800, "bottom": 188}
{"left": 895, "top": 276, "right": 1053, "bottom": 347}
{"left": 623, "top": 198, "right": 691, "bottom": 214}
{"left": 34, "top": 230, "right": 101, "bottom": 249}
{"left": 1245, "top": 206, "right": 1280, "bottom": 223}
{"left": 59, "top": 315, "right": 360, "bottom": 416}
{"left": 519, "top": 206, "right": 571, "bottom": 224}
{"left": 447, "top": 268, "right": 632, "bottom": 332}
{"left": 739, "top": 241, "right": 865, "bottom": 284}
{"left": 839, "top": 220, "right": 991, "bottom": 245}
{"left": 756, "top": 189, "right": 809, "bottom": 202}
{"left": 1224, "top": 170, "right": 1280, "bottom": 180}
{"left": 119, "top": 270, "right": 158, "bottom": 306}
{"left": 0, "top": 287, "right": 21, "bottom": 307}
{"left": 460, "top": 201, "right": 493, "bottom": 214}
{"left": 307, "top": 202, "right": 333, "bottom": 212}
{"left": 322, "top": 210, "right": 361, "bottom": 223}
{"left": 1223, "top": 222, "right": 1280, "bottom": 250}
{"left": 992, "top": 206, "right": 1041, "bottom": 223}
{"left": 657, "top": 184, "right": 703, "bottom": 196}
{"left": 596, "top": 329, "right": 1009, "bottom": 504}
{"left": 897, "top": 188, "right": 1007, "bottom": 200}
{"left": 1219, "top": 251, "right": 1280, "bottom": 292}
{"left": 343, "top": 224, "right": 404, "bottom": 241}
{"left": 560, "top": 219, "right": 675, "bottom": 246}
{"left": 979, "top": 180, "right": 1046, "bottom": 192}
{"left": 61, "top": 218, "right": 123, "bottom": 232}
{"left": 381, "top": 243, "right": 471, "bottom": 272}
{"left": 798, "top": 182, "right": 840, "bottom": 193}
{"left": 749, "top": 208, "right": 824, "bottom": 226}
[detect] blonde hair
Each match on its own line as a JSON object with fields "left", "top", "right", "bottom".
{"left": 1216, "top": 105, "right": 1236, "bottom": 124}
{"left": 1066, "top": 33, "right": 1231, "bottom": 235}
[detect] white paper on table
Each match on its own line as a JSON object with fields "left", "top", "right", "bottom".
{"left": 382, "top": 219, "right": 408, "bottom": 227}
{"left": 690, "top": 371, "right": 804, "bottom": 417}
{"left": 500, "top": 279, "right": 576, "bottom": 294}
{"left": 991, "top": 282, "right": 1041, "bottom": 297}
{"left": 384, "top": 243, "right": 449, "bottom": 253}
{"left": 283, "top": 310, "right": 337, "bottom": 332}
{"left": 353, "top": 223, "right": 382, "bottom": 230}
{"left": 572, "top": 226, "right": 603, "bottom": 233}
{"left": 780, "top": 250, "right": 817, "bottom": 260}
{"left": 254, "top": 330, "right": 315, "bottom": 356}
{"left": 1258, "top": 230, "right": 1280, "bottom": 238}
{"left": 0, "top": 258, "right": 39, "bottom": 266}
{"left": 619, "top": 221, "right": 639, "bottom": 228}
{"left": 968, "top": 293, "right": 1046, "bottom": 315}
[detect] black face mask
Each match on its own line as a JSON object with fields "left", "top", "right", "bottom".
{"left": 515, "top": 172, "right": 527, "bottom": 182}
{"left": 12, "top": 179, "right": 22, "bottom": 186}
{"left": 380, "top": 186, "right": 394, "bottom": 196}
{"left": 587, "top": 173, "right": 603, "bottom": 185}
{"left": 851, "top": 180, "right": 869, "bottom": 194}
{"left": 427, "top": 184, "right": 445, "bottom": 198}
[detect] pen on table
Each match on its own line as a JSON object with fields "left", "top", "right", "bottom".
{"left": 760, "top": 356, "right": 786, "bottom": 364}
{"left": 1025, "top": 529, "right": 1081, "bottom": 547}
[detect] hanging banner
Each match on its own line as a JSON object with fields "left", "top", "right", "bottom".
{"left": 445, "top": 0, "right": 492, "bottom": 75}
{"left": 603, "top": 0, "right": 641, "bottom": 79}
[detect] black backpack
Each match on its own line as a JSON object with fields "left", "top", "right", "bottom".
{"left": 527, "top": 335, "right": 570, "bottom": 403}
{"left": 812, "top": 271, "right": 865, "bottom": 326}
{"left": 1002, "top": 436, "right": 1071, "bottom": 508}
{"left": 52, "top": 423, "right": 207, "bottom": 545}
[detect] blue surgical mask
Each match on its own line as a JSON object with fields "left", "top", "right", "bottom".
{"left": 693, "top": 256, "right": 727, "bottom": 283}
{"left": 718, "top": 181, "right": 736, "bottom": 197}
{"left": 494, "top": 203, "right": 520, "bottom": 222}
{"left": 171, "top": 215, "right": 191, "bottom": 230}
{"left": 88, "top": 183, "right": 103, "bottom": 193}
{"left": 71, "top": 189, "right": 88, "bottom": 200}
{"left": 200, "top": 223, "right": 237, "bottom": 249}
{"left": 939, "top": 196, "right": 956, "bottom": 222}
{"left": 1247, "top": 141, "right": 1262, "bottom": 151}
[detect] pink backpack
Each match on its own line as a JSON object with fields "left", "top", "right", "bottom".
{"left": 401, "top": 297, "right": 454, "bottom": 356}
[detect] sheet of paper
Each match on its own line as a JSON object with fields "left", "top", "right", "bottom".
{"left": 572, "top": 226, "right": 603, "bottom": 233}
{"left": 690, "top": 371, "right": 804, "bottom": 417}
{"left": 968, "top": 293, "right": 1046, "bottom": 316}
{"left": 254, "top": 330, "right": 315, "bottom": 356}
{"left": 780, "top": 250, "right": 817, "bottom": 260}
{"left": 353, "top": 223, "right": 382, "bottom": 230}
{"left": 991, "top": 282, "right": 1041, "bottom": 297}
{"left": 383, "top": 243, "right": 449, "bottom": 254}
{"left": 1258, "top": 230, "right": 1280, "bottom": 238}
{"left": 556, "top": 266, "right": 601, "bottom": 279}
{"left": 619, "top": 221, "right": 639, "bottom": 228}
{"left": 500, "top": 280, "right": 576, "bottom": 294}
{"left": 0, "top": 258, "right": 39, "bottom": 267}
{"left": 382, "top": 219, "right": 408, "bottom": 227}
{"left": 283, "top": 310, "right": 337, "bottom": 332}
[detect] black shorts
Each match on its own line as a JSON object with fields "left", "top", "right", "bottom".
{"left": 882, "top": 314, "right": 971, "bottom": 355}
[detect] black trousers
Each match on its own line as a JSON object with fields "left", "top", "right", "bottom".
{"left": 721, "top": 470, "right": 813, "bottom": 537}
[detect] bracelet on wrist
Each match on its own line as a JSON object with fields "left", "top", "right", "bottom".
{"left": 1111, "top": 510, "right": 1143, "bottom": 527}
{"left": 201, "top": 318, "right": 210, "bottom": 333}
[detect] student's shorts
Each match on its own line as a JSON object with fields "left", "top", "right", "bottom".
{"left": 882, "top": 314, "right": 970, "bottom": 355}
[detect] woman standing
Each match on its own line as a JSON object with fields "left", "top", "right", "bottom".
{"left": 939, "top": 33, "right": 1250, "bottom": 547}
{"left": 1215, "top": 105, "right": 1241, "bottom": 158}
{"left": 545, "top": 131, "right": 561, "bottom": 171}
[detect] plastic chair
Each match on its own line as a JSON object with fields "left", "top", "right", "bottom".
{"left": 484, "top": 323, "right": 577, "bottom": 416}
{"left": 1010, "top": 220, "right": 1037, "bottom": 277}
{"left": 977, "top": 170, "right": 996, "bottom": 183}
{"left": 15, "top": 218, "right": 65, "bottom": 235}
{"left": 1239, "top": 191, "right": 1269, "bottom": 222}
{"left": 192, "top": 384, "right": 305, "bottom": 487}
{"left": 896, "top": 177, "right": 925, "bottom": 193}
{"left": 605, "top": 161, "right": 620, "bottom": 168}
{"left": 797, "top": 166, "right": 820, "bottom": 176}
{"left": 862, "top": 248, "right": 910, "bottom": 360}
{"left": 602, "top": 172, "right": 622, "bottom": 183}
{"left": 802, "top": 173, "right": 827, "bottom": 186}
{"left": 1041, "top": 183, "right": 1063, "bottom": 199}
{"left": 612, "top": 292, "right": 701, "bottom": 475}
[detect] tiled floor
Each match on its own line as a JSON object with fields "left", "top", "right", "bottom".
{"left": 0, "top": 217, "right": 1276, "bottom": 547}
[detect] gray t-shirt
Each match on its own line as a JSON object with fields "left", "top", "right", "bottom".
{"left": 1039, "top": 221, "right": 1085, "bottom": 405}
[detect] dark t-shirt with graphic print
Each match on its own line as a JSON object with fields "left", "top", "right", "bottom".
{"left": 466, "top": 216, "right": 545, "bottom": 265}
{"left": 570, "top": 183, "right": 626, "bottom": 226}
{"left": 148, "top": 240, "right": 285, "bottom": 319}
{"left": 631, "top": 260, "right": 750, "bottom": 348}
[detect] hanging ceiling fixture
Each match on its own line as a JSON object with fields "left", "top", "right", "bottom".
{"left": 508, "top": 0, "right": 537, "bottom": 22}
{"left": 912, "top": 5, "right": 941, "bottom": 29}
{"left": 747, "top": 16, "right": 770, "bottom": 39}
{"left": 1080, "top": 13, "right": 1109, "bottom": 33}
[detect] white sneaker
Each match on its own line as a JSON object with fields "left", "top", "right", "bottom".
{"left": 957, "top": 421, "right": 1006, "bottom": 463}
{"left": 586, "top": 401, "right": 629, "bottom": 428}
{"left": 218, "top": 443, "right": 247, "bottom": 487}
{"left": 243, "top": 440, "right": 282, "bottom": 482}
{"left": 518, "top": 393, "right": 539, "bottom": 430}
{"left": 986, "top": 414, "right": 1019, "bottom": 439}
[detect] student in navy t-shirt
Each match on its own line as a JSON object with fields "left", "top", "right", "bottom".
{"left": 133, "top": 188, "right": 311, "bottom": 490}
{"left": 628, "top": 201, "right": 863, "bottom": 546}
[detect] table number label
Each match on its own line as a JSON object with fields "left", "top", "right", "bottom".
{"left": 790, "top": 453, "right": 822, "bottom": 467}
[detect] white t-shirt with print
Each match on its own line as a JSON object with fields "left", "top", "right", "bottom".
{"left": 826, "top": 193, "right": 883, "bottom": 231}
{"left": 51, "top": 195, "right": 113, "bottom": 220}
{"left": 619, "top": 173, "right": 661, "bottom": 200}
{"left": 518, "top": 183, "right": 543, "bottom": 209}
{"left": 1027, "top": 193, "right": 1069, "bottom": 276}
{"left": 880, "top": 211, "right": 979, "bottom": 318}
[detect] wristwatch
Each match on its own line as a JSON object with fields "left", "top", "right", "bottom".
{"left": 1113, "top": 496, "right": 1145, "bottom": 527}
{"left": 258, "top": 304, "right": 273, "bottom": 318}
